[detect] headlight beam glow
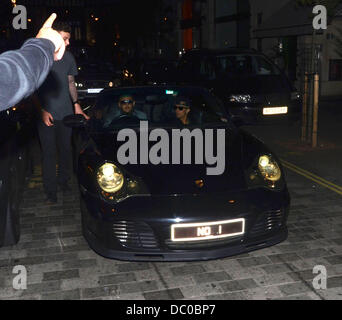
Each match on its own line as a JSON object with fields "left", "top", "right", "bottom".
{"left": 258, "top": 155, "right": 281, "bottom": 182}
{"left": 97, "top": 163, "right": 124, "bottom": 193}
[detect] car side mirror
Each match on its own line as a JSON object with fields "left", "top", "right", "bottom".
{"left": 63, "top": 114, "right": 87, "bottom": 128}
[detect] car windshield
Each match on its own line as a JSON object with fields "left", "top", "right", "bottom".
{"left": 215, "top": 54, "right": 280, "bottom": 77}
{"left": 88, "top": 87, "right": 228, "bottom": 132}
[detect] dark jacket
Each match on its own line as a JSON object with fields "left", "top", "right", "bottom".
{"left": 0, "top": 38, "right": 54, "bottom": 111}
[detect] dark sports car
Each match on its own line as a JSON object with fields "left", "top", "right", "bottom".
{"left": 64, "top": 86, "right": 290, "bottom": 261}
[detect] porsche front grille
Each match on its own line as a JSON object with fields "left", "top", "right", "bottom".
{"left": 113, "top": 220, "right": 159, "bottom": 249}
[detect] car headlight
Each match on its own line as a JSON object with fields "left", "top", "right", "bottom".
{"left": 258, "top": 155, "right": 281, "bottom": 182}
{"left": 245, "top": 154, "right": 283, "bottom": 190}
{"left": 123, "top": 69, "right": 129, "bottom": 78}
{"left": 75, "top": 82, "right": 84, "bottom": 88}
{"left": 291, "top": 91, "right": 301, "bottom": 100}
{"left": 229, "top": 94, "right": 251, "bottom": 103}
{"left": 96, "top": 163, "right": 124, "bottom": 193}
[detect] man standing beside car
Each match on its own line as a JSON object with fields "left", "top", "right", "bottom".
{"left": 36, "top": 21, "right": 89, "bottom": 204}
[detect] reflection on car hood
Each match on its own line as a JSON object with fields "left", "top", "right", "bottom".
{"left": 89, "top": 127, "right": 246, "bottom": 195}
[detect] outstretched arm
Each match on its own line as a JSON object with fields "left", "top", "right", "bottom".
{"left": 0, "top": 13, "right": 65, "bottom": 112}
{"left": 0, "top": 38, "right": 54, "bottom": 112}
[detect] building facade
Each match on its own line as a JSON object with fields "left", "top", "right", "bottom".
{"left": 174, "top": 0, "right": 342, "bottom": 97}
{"left": 174, "top": 0, "right": 250, "bottom": 52}
{"left": 250, "top": 0, "right": 342, "bottom": 97}
{"left": 1, "top": 0, "right": 129, "bottom": 63}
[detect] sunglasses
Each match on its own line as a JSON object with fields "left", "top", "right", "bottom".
{"left": 174, "top": 106, "right": 189, "bottom": 111}
{"left": 120, "top": 100, "right": 133, "bottom": 105}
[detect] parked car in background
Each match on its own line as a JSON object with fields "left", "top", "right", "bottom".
{"left": 0, "top": 102, "right": 32, "bottom": 247}
{"left": 63, "top": 85, "right": 290, "bottom": 261}
{"left": 76, "top": 61, "right": 122, "bottom": 100}
{"left": 122, "top": 58, "right": 178, "bottom": 86}
{"left": 177, "top": 48, "right": 301, "bottom": 125}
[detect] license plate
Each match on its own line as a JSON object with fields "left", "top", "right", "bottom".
{"left": 87, "top": 88, "right": 104, "bottom": 94}
{"left": 263, "top": 106, "right": 288, "bottom": 115}
{"left": 171, "top": 218, "right": 245, "bottom": 242}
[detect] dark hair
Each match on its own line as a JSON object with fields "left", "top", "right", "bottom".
{"left": 53, "top": 21, "right": 72, "bottom": 33}
{"left": 119, "top": 94, "right": 134, "bottom": 101}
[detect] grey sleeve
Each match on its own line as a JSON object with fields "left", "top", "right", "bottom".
{"left": 0, "top": 38, "right": 55, "bottom": 112}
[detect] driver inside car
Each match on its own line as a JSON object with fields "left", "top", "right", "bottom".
{"left": 103, "top": 94, "right": 147, "bottom": 127}
{"left": 117, "top": 94, "right": 147, "bottom": 119}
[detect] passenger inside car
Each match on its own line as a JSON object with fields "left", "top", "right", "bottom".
{"left": 173, "top": 96, "right": 192, "bottom": 126}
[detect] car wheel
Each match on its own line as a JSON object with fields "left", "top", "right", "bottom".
{"left": 3, "top": 165, "right": 21, "bottom": 246}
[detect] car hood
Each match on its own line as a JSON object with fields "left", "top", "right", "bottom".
{"left": 88, "top": 126, "right": 246, "bottom": 195}
{"left": 212, "top": 75, "right": 291, "bottom": 96}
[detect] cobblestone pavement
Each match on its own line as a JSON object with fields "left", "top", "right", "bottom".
{"left": 0, "top": 161, "right": 342, "bottom": 301}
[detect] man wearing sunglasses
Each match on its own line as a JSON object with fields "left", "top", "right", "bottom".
{"left": 116, "top": 94, "right": 147, "bottom": 119}
{"left": 103, "top": 94, "right": 147, "bottom": 127}
{"left": 174, "top": 96, "right": 192, "bottom": 126}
